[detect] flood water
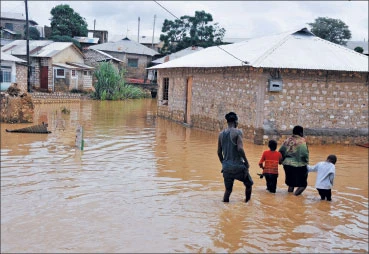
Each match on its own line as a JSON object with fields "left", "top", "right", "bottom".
{"left": 1, "top": 99, "right": 368, "bottom": 253}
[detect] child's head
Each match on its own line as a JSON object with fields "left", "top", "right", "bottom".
{"left": 327, "top": 154, "right": 337, "bottom": 164}
{"left": 268, "top": 140, "right": 278, "bottom": 151}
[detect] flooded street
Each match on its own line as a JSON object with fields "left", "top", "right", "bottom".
{"left": 1, "top": 99, "right": 368, "bottom": 253}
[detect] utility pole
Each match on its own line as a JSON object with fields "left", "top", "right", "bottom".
{"left": 25, "top": 0, "right": 31, "bottom": 92}
{"left": 152, "top": 15, "right": 156, "bottom": 49}
{"left": 137, "top": 17, "right": 140, "bottom": 43}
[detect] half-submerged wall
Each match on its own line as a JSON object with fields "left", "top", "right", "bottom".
{"left": 156, "top": 66, "right": 368, "bottom": 145}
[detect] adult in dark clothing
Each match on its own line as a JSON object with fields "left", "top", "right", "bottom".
{"left": 278, "top": 125, "right": 309, "bottom": 196}
{"left": 217, "top": 112, "right": 254, "bottom": 203}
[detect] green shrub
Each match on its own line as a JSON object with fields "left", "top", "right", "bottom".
{"left": 93, "top": 62, "right": 146, "bottom": 100}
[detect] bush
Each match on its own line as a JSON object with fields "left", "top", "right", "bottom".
{"left": 93, "top": 62, "right": 146, "bottom": 100}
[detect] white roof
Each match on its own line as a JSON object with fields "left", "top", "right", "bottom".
{"left": 0, "top": 52, "right": 26, "bottom": 62}
{"left": 90, "top": 37, "right": 158, "bottom": 56}
{"left": 151, "top": 28, "right": 368, "bottom": 72}
{"left": 152, "top": 46, "right": 204, "bottom": 64}
{"left": 90, "top": 48, "right": 123, "bottom": 62}
{"left": 1, "top": 40, "right": 82, "bottom": 58}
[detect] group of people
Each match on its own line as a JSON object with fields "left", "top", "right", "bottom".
{"left": 217, "top": 112, "right": 337, "bottom": 203}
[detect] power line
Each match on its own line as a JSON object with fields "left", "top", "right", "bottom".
{"left": 152, "top": 0, "right": 248, "bottom": 65}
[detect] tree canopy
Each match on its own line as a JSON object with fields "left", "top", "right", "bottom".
{"left": 159, "top": 10, "right": 226, "bottom": 54}
{"left": 308, "top": 17, "right": 351, "bottom": 46}
{"left": 354, "top": 46, "right": 364, "bottom": 53}
{"left": 50, "top": 4, "right": 88, "bottom": 37}
{"left": 24, "top": 26, "right": 40, "bottom": 40}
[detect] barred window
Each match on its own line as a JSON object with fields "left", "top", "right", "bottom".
{"left": 128, "top": 58, "right": 138, "bottom": 68}
{"left": 163, "top": 77, "right": 169, "bottom": 101}
{"left": 56, "top": 68, "right": 65, "bottom": 78}
{"left": 0, "top": 66, "right": 12, "bottom": 83}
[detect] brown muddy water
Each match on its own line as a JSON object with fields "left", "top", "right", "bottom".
{"left": 1, "top": 99, "right": 368, "bottom": 253}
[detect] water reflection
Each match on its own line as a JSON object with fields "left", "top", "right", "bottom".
{"left": 1, "top": 99, "right": 368, "bottom": 253}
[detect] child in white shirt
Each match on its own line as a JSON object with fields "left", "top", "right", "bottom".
{"left": 307, "top": 155, "right": 337, "bottom": 201}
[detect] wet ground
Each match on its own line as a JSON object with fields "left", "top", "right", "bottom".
{"left": 1, "top": 99, "right": 368, "bottom": 253}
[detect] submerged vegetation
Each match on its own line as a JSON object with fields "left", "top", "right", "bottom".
{"left": 93, "top": 62, "right": 147, "bottom": 100}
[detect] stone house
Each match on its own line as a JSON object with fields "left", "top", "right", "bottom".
{"left": 89, "top": 37, "right": 158, "bottom": 81}
{"left": 83, "top": 48, "right": 123, "bottom": 85}
{"left": 0, "top": 52, "right": 27, "bottom": 92}
{"left": 149, "top": 28, "right": 369, "bottom": 145}
{"left": 1, "top": 40, "right": 94, "bottom": 92}
{"left": 0, "top": 12, "right": 38, "bottom": 39}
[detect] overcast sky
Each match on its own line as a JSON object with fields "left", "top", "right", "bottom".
{"left": 2, "top": 1, "right": 368, "bottom": 41}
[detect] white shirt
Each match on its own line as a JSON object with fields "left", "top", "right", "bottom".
{"left": 308, "top": 161, "right": 335, "bottom": 189}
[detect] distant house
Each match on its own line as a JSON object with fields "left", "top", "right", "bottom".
{"left": 345, "top": 41, "right": 369, "bottom": 55}
{"left": 149, "top": 28, "right": 368, "bottom": 145}
{"left": 0, "top": 12, "right": 38, "bottom": 39}
{"left": 148, "top": 46, "right": 204, "bottom": 83}
{"left": 0, "top": 52, "right": 27, "bottom": 92}
{"left": 74, "top": 36, "right": 100, "bottom": 50}
{"left": 83, "top": 48, "right": 123, "bottom": 85}
{"left": 89, "top": 37, "right": 158, "bottom": 80}
{"left": 1, "top": 40, "right": 94, "bottom": 92}
{"left": 88, "top": 30, "right": 108, "bottom": 44}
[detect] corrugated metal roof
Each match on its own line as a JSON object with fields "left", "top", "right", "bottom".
{"left": 89, "top": 37, "right": 158, "bottom": 56}
{"left": 90, "top": 49, "right": 123, "bottom": 62}
{"left": 1, "top": 40, "right": 82, "bottom": 58}
{"left": 1, "top": 12, "right": 38, "bottom": 25}
{"left": 152, "top": 46, "right": 204, "bottom": 64}
{"left": 150, "top": 28, "right": 368, "bottom": 72}
{"left": 1, "top": 40, "right": 53, "bottom": 56}
{"left": 0, "top": 52, "right": 26, "bottom": 62}
{"left": 74, "top": 36, "right": 100, "bottom": 44}
{"left": 66, "top": 62, "right": 94, "bottom": 69}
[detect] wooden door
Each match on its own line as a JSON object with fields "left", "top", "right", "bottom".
{"left": 185, "top": 77, "right": 192, "bottom": 125}
{"left": 40, "top": 66, "right": 48, "bottom": 90}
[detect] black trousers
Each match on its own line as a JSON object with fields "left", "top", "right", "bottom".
{"left": 264, "top": 173, "right": 278, "bottom": 193}
{"left": 317, "top": 188, "right": 332, "bottom": 201}
{"left": 223, "top": 170, "right": 253, "bottom": 192}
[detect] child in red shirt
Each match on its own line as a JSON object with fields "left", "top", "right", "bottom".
{"left": 259, "top": 140, "right": 283, "bottom": 193}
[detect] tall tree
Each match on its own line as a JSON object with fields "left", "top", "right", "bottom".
{"left": 24, "top": 26, "right": 40, "bottom": 40}
{"left": 50, "top": 4, "right": 88, "bottom": 37}
{"left": 160, "top": 10, "right": 225, "bottom": 54}
{"left": 308, "top": 17, "right": 352, "bottom": 46}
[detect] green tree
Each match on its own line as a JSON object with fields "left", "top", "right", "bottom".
{"left": 24, "top": 26, "right": 40, "bottom": 40}
{"left": 308, "top": 17, "right": 351, "bottom": 45}
{"left": 93, "top": 62, "right": 147, "bottom": 100}
{"left": 50, "top": 4, "right": 88, "bottom": 37}
{"left": 160, "top": 10, "right": 225, "bottom": 54}
{"left": 354, "top": 46, "right": 364, "bottom": 53}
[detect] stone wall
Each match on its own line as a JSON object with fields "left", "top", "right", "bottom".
{"left": 157, "top": 66, "right": 368, "bottom": 145}
{"left": 0, "top": 92, "right": 34, "bottom": 123}
{"left": 15, "top": 63, "right": 27, "bottom": 93}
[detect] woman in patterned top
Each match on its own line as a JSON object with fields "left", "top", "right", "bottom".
{"left": 278, "top": 126, "right": 309, "bottom": 196}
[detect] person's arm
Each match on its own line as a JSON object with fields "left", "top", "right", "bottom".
{"left": 307, "top": 163, "right": 318, "bottom": 172}
{"left": 328, "top": 173, "right": 334, "bottom": 186}
{"left": 259, "top": 152, "right": 265, "bottom": 169}
{"left": 236, "top": 132, "right": 249, "bottom": 168}
{"left": 217, "top": 133, "right": 223, "bottom": 163}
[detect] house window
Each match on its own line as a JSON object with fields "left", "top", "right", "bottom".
{"left": 56, "top": 68, "right": 65, "bottom": 78}
{"left": 163, "top": 77, "right": 169, "bottom": 101}
{"left": 128, "top": 58, "right": 138, "bottom": 68}
{"left": 5, "top": 23, "right": 13, "bottom": 31}
{"left": 71, "top": 69, "right": 77, "bottom": 78}
{"left": 0, "top": 66, "right": 12, "bottom": 83}
{"left": 84, "top": 71, "right": 91, "bottom": 76}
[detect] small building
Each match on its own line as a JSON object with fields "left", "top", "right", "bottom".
{"left": 150, "top": 28, "right": 369, "bottom": 145}
{"left": 0, "top": 52, "right": 27, "bottom": 92}
{"left": 89, "top": 37, "right": 158, "bottom": 80}
{"left": 0, "top": 12, "right": 38, "bottom": 39}
{"left": 1, "top": 40, "right": 94, "bottom": 92}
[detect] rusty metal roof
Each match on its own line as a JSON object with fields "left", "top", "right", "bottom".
{"left": 151, "top": 28, "right": 368, "bottom": 72}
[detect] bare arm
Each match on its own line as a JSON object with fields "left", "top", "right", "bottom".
{"left": 217, "top": 133, "right": 223, "bottom": 163}
{"left": 236, "top": 133, "right": 249, "bottom": 168}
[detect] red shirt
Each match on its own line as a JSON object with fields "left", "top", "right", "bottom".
{"left": 259, "top": 150, "right": 282, "bottom": 174}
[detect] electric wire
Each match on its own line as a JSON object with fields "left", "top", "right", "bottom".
{"left": 153, "top": 0, "right": 248, "bottom": 65}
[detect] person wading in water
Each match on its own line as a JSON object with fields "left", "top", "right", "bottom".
{"left": 217, "top": 112, "right": 254, "bottom": 203}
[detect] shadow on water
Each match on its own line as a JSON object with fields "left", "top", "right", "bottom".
{"left": 1, "top": 99, "right": 368, "bottom": 253}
